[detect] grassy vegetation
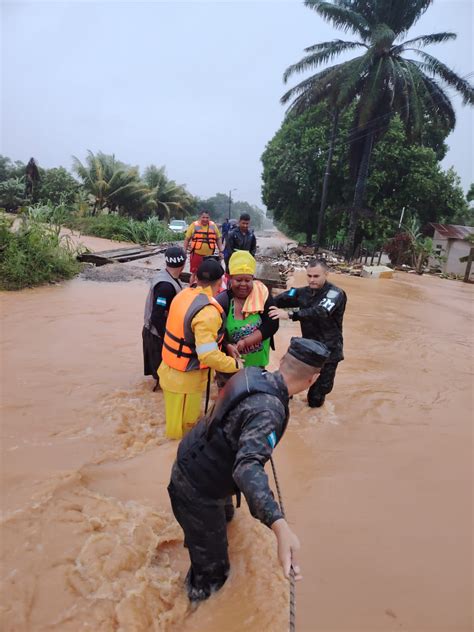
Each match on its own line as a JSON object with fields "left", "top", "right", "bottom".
{"left": 0, "top": 202, "right": 185, "bottom": 290}
{"left": 0, "top": 214, "right": 81, "bottom": 290}
{"left": 64, "top": 213, "right": 184, "bottom": 243}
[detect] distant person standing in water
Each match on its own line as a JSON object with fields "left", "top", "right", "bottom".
{"left": 224, "top": 212, "right": 257, "bottom": 272}
{"left": 183, "top": 211, "right": 224, "bottom": 286}
{"left": 221, "top": 218, "right": 231, "bottom": 244}
{"left": 269, "top": 259, "right": 347, "bottom": 408}
{"left": 142, "top": 247, "right": 186, "bottom": 391}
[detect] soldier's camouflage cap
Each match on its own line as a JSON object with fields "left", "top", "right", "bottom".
{"left": 288, "top": 337, "right": 330, "bottom": 368}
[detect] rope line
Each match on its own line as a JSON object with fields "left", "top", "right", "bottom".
{"left": 270, "top": 456, "right": 296, "bottom": 632}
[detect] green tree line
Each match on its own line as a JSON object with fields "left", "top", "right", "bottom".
{"left": 266, "top": 0, "right": 474, "bottom": 254}
{"left": 261, "top": 104, "right": 472, "bottom": 245}
{"left": 0, "top": 153, "right": 265, "bottom": 228}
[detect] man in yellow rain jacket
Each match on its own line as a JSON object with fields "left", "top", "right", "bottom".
{"left": 159, "top": 258, "right": 241, "bottom": 439}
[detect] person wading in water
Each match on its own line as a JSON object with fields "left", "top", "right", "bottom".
{"left": 142, "top": 246, "right": 186, "bottom": 391}
{"left": 167, "top": 337, "right": 330, "bottom": 602}
{"left": 270, "top": 259, "right": 346, "bottom": 408}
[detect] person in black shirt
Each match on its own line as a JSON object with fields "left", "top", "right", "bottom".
{"left": 142, "top": 246, "right": 186, "bottom": 390}
{"left": 224, "top": 213, "right": 257, "bottom": 271}
{"left": 269, "top": 259, "right": 347, "bottom": 408}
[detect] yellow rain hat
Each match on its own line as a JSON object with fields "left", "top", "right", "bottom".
{"left": 229, "top": 250, "right": 256, "bottom": 276}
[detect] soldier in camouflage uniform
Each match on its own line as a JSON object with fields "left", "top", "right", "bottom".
{"left": 167, "top": 337, "right": 330, "bottom": 602}
{"left": 270, "top": 258, "right": 347, "bottom": 408}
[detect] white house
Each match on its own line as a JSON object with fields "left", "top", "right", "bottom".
{"left": 427, "top": 223, "right": 474, "bottom": 278}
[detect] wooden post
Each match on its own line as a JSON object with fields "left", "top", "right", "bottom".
{"left": 377, "top": 248, "right": 383, "bottom": 266}
{"left": 364, "top": 249, "right": 369, "bottom": 264}
{"left": 370, "top": 248, "right": 376, "bottom": 265}
{"left": 463, "top": 247, "right": 474, "bottom": 283}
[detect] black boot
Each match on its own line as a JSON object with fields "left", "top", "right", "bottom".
{"left": 224, "top": 497, "right": 235, "bottom": 523}
{"left": 308, "top": 394, "right": 325, "bottom": 408}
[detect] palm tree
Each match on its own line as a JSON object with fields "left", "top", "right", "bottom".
{"left": 143, "top": 165, "right": 192, "bottom": 221}
{"left": 72, "top": 151, "right": 155, "bottom": 217}
{"left": 283, "top": 0, "right": 474, "bottom": 257}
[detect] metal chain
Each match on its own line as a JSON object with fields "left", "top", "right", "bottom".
{"left": 270, "top": 456, "right": 296, "bottom": 632}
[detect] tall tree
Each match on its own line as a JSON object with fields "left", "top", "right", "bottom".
{"left": 282, "top": 0, "right": 474, "bottom": 257}
{"left": 72, "top": 151, "right": 155, "bottom": 217}
{"left": 143, "top": 165, "right": 191, "bottom": 221}
{"left": 262, "top": 106, "right": 468, "bottom": 244}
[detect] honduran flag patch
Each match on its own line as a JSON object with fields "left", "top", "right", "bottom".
{"left": 267, "top": 431, "right": 277, "bottom": 449}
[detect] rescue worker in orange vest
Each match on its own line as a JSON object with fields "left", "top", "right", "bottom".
{"left": 158, "top": 259, "right": 242, "bottom": 439}
{"left": 183, "top": 211, "right": 224, "bottom": 286}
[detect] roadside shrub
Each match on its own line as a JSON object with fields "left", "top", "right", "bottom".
{"left": 64, "top": 213, "right": 180, "bottom": 244}
{"left": 0, "top": 216, "right": 81, "bottom": 290}
{"left": 383, "top": 232, "right": 413, "bottom": 266}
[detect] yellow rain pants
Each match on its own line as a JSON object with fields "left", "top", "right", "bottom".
{"left": 162, "top": 390, "right": 203, "bottom": 440}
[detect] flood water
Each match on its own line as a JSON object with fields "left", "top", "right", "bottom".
{"left": 1, "top": 255, "right": 472, "bottom": 631}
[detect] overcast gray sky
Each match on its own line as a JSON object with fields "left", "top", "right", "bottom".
{"left": 1, "top": 0, "right": 473, "bottom": 207}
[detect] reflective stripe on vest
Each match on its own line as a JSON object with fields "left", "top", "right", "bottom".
{"left": 190, "top": 221, "right": 218, "bottom": 252}
{"left": 162, "top": 288, "right": 225, "bottom": 372}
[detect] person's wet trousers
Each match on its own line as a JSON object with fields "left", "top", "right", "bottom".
{"left": 307, "top": 359, "right": 339, "bottom": 407}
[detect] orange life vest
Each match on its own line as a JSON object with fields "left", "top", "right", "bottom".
{"left": 162, "top": 287, "right": 225, "bottom": 372}
{"left": 190, "top": 220, "right": 218, "bottom": 253}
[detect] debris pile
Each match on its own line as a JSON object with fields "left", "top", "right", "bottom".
{"left": 256, "top": 247, "right": 366, "bottom": 284}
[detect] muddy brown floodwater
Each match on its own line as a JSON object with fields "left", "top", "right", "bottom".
{"left": 0, "top": 242, "right": 472, "bottom": 631}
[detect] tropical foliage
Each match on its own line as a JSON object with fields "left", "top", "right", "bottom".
{"left": 282, "top": 0, "right": 474, "bottom": 255}
{"left": 0, "top": 178, "right": 26, "bottom": 211}
{"left": 64, "top": 213, "right": 179, "bottom": 244}
{"left": 143, "top": 165, "right": 192, "bottom": 221}
{"left": 0, "top": 213, "right": 81, "bottom": 290}
{"left": 384, "top": 218, "right": 436, "bottom": 273}
{"left": 36, "top": 167, "right": 79, "bottom": 206}
{"left": 72, "top": 151, "right": 156, "bottom": 217}
{"left": 262, "top": 104, "right": 469, "bottom": 244}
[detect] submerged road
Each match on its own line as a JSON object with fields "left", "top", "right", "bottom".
{"left": 0, "top": 232, "right": 472, "bottom": 631}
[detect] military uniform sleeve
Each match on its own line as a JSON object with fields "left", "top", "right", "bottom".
{"left": 192, "top": 305, "right": 239, "bottom": 373}
{"left": 149, "top": 282, "right": 176, "bottom": 337}
{"left": 294, "top": 288, "right": 346, "bottom": 321}
{"left": 274, "top": 287, "right": 300, "bottom": 309}
{"left": 250, "top": 233, "right": 257, "bottom": 256}
{"left": 257, "top": 293, "right": 279, "bottom": 340}
{"left": 232, "top": 401, "right": 285, "bottom": 528}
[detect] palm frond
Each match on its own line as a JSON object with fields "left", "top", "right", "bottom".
{"left": 404, "top": 60, "right": 456, "bottom": 130}
{"left": 281, "top": 64, "right": 344, "bottom": 105}
{"left": 334, "top": 51, "right": 375, "bottom": 107}
{"left": 412, "top": 51, "right": 474, "bottom": 104}
{"left": 283, "top": 40, "right": 365, "bottom": 83}
{"left": 392, "top": 31, "right": 456, "bottom": 53}
{"left": 304, "top": 38, "right": 367, "bottom": 53}
{"left": 381, "top": 0, "right": 434, "bottom": 35}
{"left": 304, "top": 0, "right": 370, "bottom": 39}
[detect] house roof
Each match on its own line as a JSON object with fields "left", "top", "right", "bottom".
{"left": 429, "top": 223, "right": 474, "bottom": 240}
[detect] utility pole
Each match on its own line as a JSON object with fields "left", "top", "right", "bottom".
{"left": 228, "top": 188, "right": 236, "bottom": 220}
{"left": 398, "top": 206, "right": 406, "bottom": 229}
